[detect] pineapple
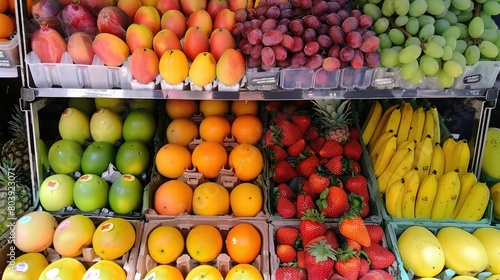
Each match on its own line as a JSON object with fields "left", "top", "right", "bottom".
{"left": 1, "top": 105, "right": 30, "bottom": 185}
{"left": 312, "top": 100, "right": 353, "bottom": 143}
{"left": 0, "top": 158, "right": 31, "bottom": 236}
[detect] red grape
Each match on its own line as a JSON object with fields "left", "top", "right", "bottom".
{"left": 302, "top": 28, "right": 316, "bottom": 43}
{"left": 300, "top": 0, "right": 312, "bottom": 9}
{"left": 304, "top": 41, "right": 320, "bottom": 56}
{"left": 256, "top": 4, "right": 270, "bottom": 16}
{"left": 247, "top": 56, "right": 261, "bottom": 68}
{"left": 350, "top": 9, "right": 362, "bottom": 18}
{"left": 326, "top": 13, "right": 341, "bottom": 26}
{"left": 239, "top": 38, "right": 252, "bottom": 55}
{"left": 328, "top": 45, "right": 340, "bottom": 58}
{"left": 261, "top": 46, "right": 276, "bottom": 65}
{"left": 279, "top": 18, "right": 290, "bottom": 26}
{"left": 266, "top": 6, "right": 281, "bottom": 19}
{"left": 342, "top": 17, "right": 358, "bottom": 33}
{"left": 317, "top": 34, "right": 332, "bottom": 49}
{"left": 294, "top": 7, "right": 308, "bottom": 17}
{"left": 276, "top": 24, "right": 288, "bottom": 34}
{"left": 358, "top": 14, "right": 373, "bottom": 28}
{"left": 280, "top": 8, "right": 294, "bottom": 19}
{"left": 361, "top": 30, "right": 376, "bottom": 39}
{"left": 262, "top": 30, "right": 284, "bottom": 46}
{"left": 337, "top": 9, "right": 349, "bottom": 21}
{"left": 267, "top": 0, "right": 279, "bottom": 6}
{"left": 262, "top": 60, "right": 277, "bottom": 70}
{"left": 235, "top": 8, "right": 247, "bottom": 23}
{"left": 340, "top": 46, "right": 355, "bottom": 61}
{"left": 346, "top": 31, "right": 362, "bottom": 49}
{"left": 340, "top": 60, "right": 350, "bottom": 69}
{"left": 280, "top": 34, "right": 295, "bottom": 50}
{"left": 251, "top": 43, "right": 264, "bottom": 59}
{"left": 231, "top": 22, "right": 244, "bottom": 37}
{"left": 328, "top": 26, "right": 345, "bottom": 45}
{"left": 277, "top": 58, "right": 291, "bottom": 68}
{"left": 315, "top": 69, "right": 328, "bottom": 86}
{"left": 247, "top": 8, "right": 256, "bottom": 20}
{"left": 335, "top": 0, "right": 347, "bottom": 6}
{"left": 247, "top": 29, "right": 263, "bottom": 45}
{"left": 364, "top": 51, "right": 380, "bottom": 67}
{"left": 351, "top": 49, "right": 364, "bottom": 69}
{"left": 242, "top": 26, "right": 254, "bottom": 38}
{"left": 278, "top": 2, "right": 292, "bottom": 10}
{"left": 291, "top": 51, "right": 307, "bottom": 67}
{"left": 318, "top": 24, "right": 329, "bottom": 35}
{"left": 326, "top": 1, "right": 341, "bottom": 13}
{"left": 250, "top": 19, "right": 262, "bottom": 28}
{"left": 272, "top": 45, "right": 288, "bottom": 61}
{"left": 261, "top": 18, "right": 278, "bottom": 33}
{"left": 303, "top": 15, "right": 321, "bottom": 30}
{"left": 289, "top": 19, "right": 304, "bottom": 36}
{"left": 359, "top": 36, "right": 380, "bottom": 52}
{"left": 305, "top": 54, "right": 323, "bottom": 70}
{"left": 290, "top": 0, "right": 300, "bottom": 7}
{"left": 322, "top": 56, "right": 341, "bottom": 71}
{"left": 291, "top": 36, "right": 304, "bottom": 53}
{"left": 312, "top": 0, "right": 328, "bottom": 16}
{"left": 258, "top": 15, "right": 266, "bottom": 21}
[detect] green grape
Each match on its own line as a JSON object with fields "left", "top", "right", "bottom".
{"left": 465, "top": 45, "right": 480, "bottom": 65}
{"left": 456, "top": 23, "right": 469, "bottom": 39}
{"left": 449, "top": 5, "right": 461, "bottom": 15}
{"left": 445, "top": 37, "right": 457, "bottom": 50}
{"left": 438, "top": 70, "right": 454, "bottom": 88}
{"left": 442, "top": 26, "right": 461, "bottom": 39}
{"left": 443, "top": 60, "right": 463, "bottom": 78}
{"left": 475, "top": 0, "right": 488, "bottom": 3}
{"left": 435, "top": 19, "right": 451, "bottom": 35}
{"left": 395, "top": 15, "right": 409, "bottom": 26}
{"left": 451, "top": 0, "right": 471, "bottom": 10}
{"left": 439, "top": 11, "right": 458, "bottom": 25}
{"left": 479, "top": 40, "right": 499, "bottom": 58}
{"left": 420, "top": 55, "right": 440, "bottom": 75}
{"left": 409, "top": 0, "right": 428, "bottom": 17}
{"left": 480, "top": 29, "right": 498, "bottom": 43}
{"left": 480, "top": 11, "right": 493, "bottom": 29}
{"left": 392, "top": 46, "right": 404, "bottom": 53}
{"left": 405, "top": 37, "right": 422, "bottom": 47}
{"left": 399, "top": 44, "right": 423, "bottom": 63}
{"left": 379, "top": 33, "right": 393, "bottom": 49}
{"left": 451, "top": 51, "right": 467, "bottom": 68}
{"left": 463, "top": 1, "right": 474, "bottom": 12}
{"left": 424, "top": 42, "right": 444, "bottom": 58}
{"left": 468, "top": 17, "right": 485, "bottom": 39}
{"left": 395, "top": 0, "right": 410, "bottom": 16}
{"left": 429, "top": 35, "right": 446, "bottom": 47}
{"left": 369, "top": 0, "right": 382, "bottom": 3}
{"left": 419, "top": 24, "right": 435, "bottom": 41}
{"left": 401, "top": 60, "right": 420, "bottom": 80}
{"left": 388, "top": 29, "right": 406, "bottom": 45}
{"left": 490, "top": 21, "right": 498, "bottom": 31}
{"left": 456, "top": 11, "right": 473, "bottom": 23}
{"left": 408, "top": 68, "right": 425, "bottom": 84}
{"left": 406, "top": 17, "right": 420, "bottom": 35}
{"left": 363, "top": 4, "right": 383, "bottom": 21}
{"left": 443, "top": 45, "right": 454, "bottom": 60}
{"left": 374, "top": 18, "right": 390, "bottom": 33}
{"left": 426, "top": 0, "right": 445, "bottom": 15}
{"left": 455, "top": 39, "right": 468, "bottom": 53}
{"left": 380, "top": 48, "right": 400, "bottom": 67}
{"left": 495, "top": 33, "right": 500, "bottom": 48}
{"left": 382, "top": 0, "right": 395, "bottom": 17}
{"left": 436, "top": 0, "right": 452, "bottom": 18}
{"left": 418, "top": 15, "right": 435, "bottom": 27}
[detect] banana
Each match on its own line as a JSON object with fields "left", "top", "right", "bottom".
{"left": 385, "top": 178, "right": 405, "bottom": 218}
{"left": 369, "top": 130, "right": 395, "bottom": 163}
{"left": 429, "top": 142, "right": 445, "bottom": 178}
{"left": 387, "top": 148, "right": 415, "bottom": 189}
{"left": 397, "top": 139, "right": 415, "bottom": 151}
{"left": 362, "top": 100, "right": 383, "bottom": 145}
{"left": 429, "top": 105, "right": 441, "bottom": 144}
{"left": 368, "top": 104, "right": 399, "bottom": 150}
{"left": 454, "top": 182, "right": 490, "bottom": 222}
{"left": 443, "top": 137, "right": 457, "bottom": 173}
{"left": 415, "top": 170, "right": 438, "bottom": 219}
{"left": 373, "top": 135, "right": 398, "bottom": 177}
{"left": 383, "top": 105, "right": 402, "bottom": 134}
{"left": 455, "top": 139, "right": 471, "bottom": 177}
{"left": 397, "top": 101, "right": 414, "bottom": 145}
{"left": 407, "top": 106, "right": 426, "bottom": 144}
{"left": 430, "top": 170, "right": 460, "bottom": 220}
{"left": 452, "top": 171, "right": 477, "bottom": 218}
{"left": 377, "top": 146, "right": 413, "bottom": 193}
{"left": 413, "top": 135, "right": 433, "bottom": 182}
{"left": 401, "top": 167, "right": 420, "bottom": 219}
{"left": 421, "top": 108, "right": 435, "bottom": 143}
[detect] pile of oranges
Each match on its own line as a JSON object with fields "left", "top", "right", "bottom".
{"left": 0, "top": 0, "right": 22, "bottom": 41}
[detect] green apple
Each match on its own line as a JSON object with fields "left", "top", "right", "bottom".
{"left": 122, "top": 109, "right": 156, "bottom": 143}
{"left": 73, "top": 174, "right": 110, "bottom": 212}
{"left": 48, "top": 139, "right": 83, "bottom": 174}
{"left": 109, "top": 174, "right": 143, "bottom": 214}
{"left": 115, "top": 140, "right": 150, "bottom": 176}
{"left": 39, "top": 174, "right": 75, "bottom": 212}
{"left": 81, "top": 141, "right": 116, "bottom": 175}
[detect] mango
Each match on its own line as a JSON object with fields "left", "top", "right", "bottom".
{"left": 180, "top": 0, "right": 206, "bottom": 17}
{"left": 213, "top": 8, "right": 236, "bottom": 32}
{"left": 183, "top": 26, "right": 209, "bottom": 61}
{"left": 189, "top": 52, "right": 216, "bottom": 87}
{"left": 216, "top": 49, "right": 245, "bottom": 86}
{"left": 207, "top": 0, "right": 228, "bottom": 21}
{"left": 92, "top": 33, "right": 130, "bottom": 67}
{"left": 97, "top": 6, "right": 131, "bottom": 40}
{"left": 130, "top": 48, "right": 160, "bottom": 84}
{"left": 81, "top": 0, "right": 117, "bottom": 16}
{"left": 134, "top": 5, "right": 161, "bottom": 35}
{"left": 117, "top": 0, "right": 142, "bottom": 21}
{"left": 188, "top": 9, "right": 212, "bottom": 38}
{"left": 67, "top": 32, "right": 94, "bottom": 65}
{"left": 210, "top": 28, "right": 236, "bottom": 61}
{"left": 159, "top": 49, "right": 189, "bottom": 85}
{"left": 160, "top": 9, "right": 187, "bottom": 40}
{"left": 31, "top": 24, "right": 67, "bottom": 63}
{"left": 157, "top": 0, "right": 181, "bottom": 14}
{"left": 126, "top": 23, "right": 154, "bottom": 53}
{"left": 153, "top": 28, "right": 182, "bottom": 58}
{"left": 228, "top": 0, "right": 253, "bottom": 11}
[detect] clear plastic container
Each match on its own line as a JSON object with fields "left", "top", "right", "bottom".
{"left": 0, "top": 33, "right": 20, "bottom": 68}
{"left": 313, "top": 67, "right": 341, "bottom": 89}
{"left": 245, "top": 67, "right": 280, "bottom": 90}
{"left": 340, "top": 67, "right": 373, "bottom": 90}
{"left": 280, "top": 67, "right": 314, "bottom": 90}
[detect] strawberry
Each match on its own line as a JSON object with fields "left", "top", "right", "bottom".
{"left": 343, "top": 138, "right": 363, "bottom": 161}
{"left": 273, "top": 121, "right": 302, "bottom": 146}
{"left": 296, "top": 193, "right": 315, "bottom": 219}
{"left": 308, "top": 170, "right": 331, "bottom": 196}
{"left": 339, "top": 209, "right": 371, "bottom": 248}
{"left": 366, "top": 224, "right": 384, "bottom": 244}
{"left": 272, "top": 160, "right": 297, "bottom": 183}
{"left": 316, "top": 186, "right": 350, "bottom": 218}
{"left": 335, "top": 247, "right": 361, "bottom": 280}
{"left": 276, "top": 196, "right": 296, "bottom": 218}
{"left": 287, "top": 138, "right": 306, "bottom": 157}
{"left": 265, "top": 101, "right": 282, "bottom": 113}
{"left": 271, "top": 145, "right": 289, "bottom": 162}
{"left": 359, "top": 270, "right": 385, "bottom": 280}
{"left": 300, "top": 179, "right": 314, "bottom": 197}
{"left": 294, "top": 100, "right": 313, "bottom": 109}
{"left": 329, "top": 273, "right": 349, "bottom": 280}
{"left": 345, "top": 174, "right": 370, "bottom": 217}
{"left": 325, "top": 229, "right": 340, "bottom": 251}
{"left": 308, "top": 136, "right": 326, "bottom": 154}
{"left": 265, "top": 129, "right": 276, "bottom": 147}
{"left": 324, "top": 156, "right": 352, "bottom": 176}
{"left": 297, "top": 249, "right": 307, "bottom": 269}
{"left": 275, "top": 183, "right": 296, "bottom": 200}
{"left": 303, "top": 235, "right": 327, "bottom": 247}
{"left": 348, "top": 127, "right": 361, "bottom": 140}
{"left": 372, "top": 269, "right": 395, "bottom": 280}
{"left": 319, "top": 139, "right": 344, "bottom": 158}
{"left": 303, "top": 125, "right": 320, "bottom": 141}
{"left": 300, "top": 209, "right": 327, "bottom": 246}
{"left": 305, "top": 240, "right": 337, "bottom": 280}
{"left": 277, "top": 244, "right": 297, "bottom": 264}
{"left": 273, "top": 111, "right": 291, "bottom": 125}
{"left": 291, "top": 114, "right": 312, "bottom": 134}
{"left": 346, "top": 238, "right": 362, "bottom": 251}
{"left": 359, "top": 257, "right": 371, "bottom": 277}
{"left": 296, "top": 154, "right": 320, "bottom": 178}
{"left": 362, "top": 243, "right": 396, "bottom": 270}
{"left": 276, "top": 226, "right": 300, "bottom": 247}
{"left": 275, "top": 267, "right": 303, "bottom": 280}
{"left": 350, "top": 161, "right": 361, "bottom": 174}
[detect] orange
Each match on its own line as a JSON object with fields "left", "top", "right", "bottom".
{"left": 231, "top": 100, "right": 259, "bottom": 116}
{"left": 155, "top": 143, "right": 193, "bottom": 179}
{"left": 166, "top": 117, "right": 199, "bottom": 146}
{"left": 185, "top": 264, "right": 223, "bottom": 280}
{"left": 230, "top": 183, "right": 263, "bottom": 217}
{"left": 228, "top": 144, "right": 263, "bottom": 181}
{"left": 186, "top": 225, "right": 223, "bottom": 262}
{"left": 191, "top": 141, "right": 228, "bottom": 179}
{"left": 192, "top": 182, "right": 230, "bottom": 216}
{"left": 225, "top": 223, "right": 261, "bottom": 264}
{"left": 225, "top": 264, "right": 263, "bottom": 280}
{"left": 231, "top": 114, "right": 263, "bottom": 145}
{"left": 143, "top": 265, "right": 184, "bottom": 280}
{"left": 199, "top": 115, "right": 231, "bottom": 143}
{"left": 147, "top": 225, "right": 184, "bottom": 264}
{"left": 199, "top": 100, "right": 229, "bottom": 117}
{"left": 0, "top": 13, "right": 14, "bottom": 39}
{"left": 154, "top": 180, "right": 193, "bottom": 215}
{"left": 8, "top": 0, "right": 32, "bottom": 15}
{"left": 92, "top": 218, "right": 136, "bottom": 260}
{"left": 0, "top": 0, "right": 8, "bottom": 13}
{"left": 165, "top": 100, "right": 198, "bottom": 119}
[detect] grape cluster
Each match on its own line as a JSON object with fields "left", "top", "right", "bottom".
{"left": 232, "top": 0, "right": 380, "bottom": 72}
{"left": 359, "top": 0, "right": 500, "bottom": 87}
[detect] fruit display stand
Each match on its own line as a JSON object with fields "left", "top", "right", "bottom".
{"left": 0, "top": 33, "right": 20, "bottom": 78}
{"left": 134, "top": 217, "right": 270, "bottom": 280}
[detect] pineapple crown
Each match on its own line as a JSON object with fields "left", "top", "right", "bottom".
{"left": 312, "top": 100, "right": 353, "bottom": 129}
{"left": 0, "top": 158, "right": 21, "bottom": 185}
{"left": 7, "top": 105, "right": 27, "bottom": 140}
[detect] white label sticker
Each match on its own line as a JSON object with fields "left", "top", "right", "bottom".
{"left": 47, "top": 180, "right": 59, "bottom": 191}
{"left": 84, "top": 268, "right": 100, "bottom": 280}
{"left": 14, "top": 262, "right": 28, "bottom": 273}
{"left": 58, "top": 220, "right": 70, "bottom": 231}
{"left": 18, "top": 216, "right": 31, "bottom": 224}
{"left": 45, "top": 268, "right": 59, "bottom": 279}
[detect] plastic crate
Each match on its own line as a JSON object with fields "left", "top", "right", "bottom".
{"left": 385, "top": 221, "right": 495, "bottom": 280}
{"left": 371, "top": 67, "right": 411, "bottom": 90}
{"left": 340, "top": 67, "right": 374, "bottom": 90}
{"left": 452, "top": 61, "right": 500, "bottom": 90}
{"left": 313, "top": 67, "right": 341, "bottom": 90}
{"left": 245, "top": 67, "right": 280, "bottom": 90}
{"left": 280, "top": 67, "right": 314, "bottom": 90}
{"left": 0, "top": 33, "right": 20, "bottom": 68}
{"left": 134, "top": 218, "right": 270, "bottom": 280}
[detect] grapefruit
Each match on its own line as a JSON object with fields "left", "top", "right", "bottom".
{"left": 147, "top": 225, "right": 184, "bottom": 264}
{"left": 93, "top": 218, "right": 136, "bottom": 260}
{"left": 48, "top": 139, "right": 83, "bottom": 174}
{"left": 199, "top": 100, "right": 229, "bottom": 116}
{"left": 123, "top": 109, "right": 157, "bottom": 143}
{"left": 53, "top": 215, "right": 96, "bottom": 257}
{"left": 185, "top": 265, "right": 223, "bottom": 280}
{"left": 14, "top": 211, "right": 58, "bottom": 253}
{"left": 165, "top": 99, "right": 198, "bottom": 119}
{"left": 1, "top": 253, "right": 49, "bottom": 280}
{"left": 94, "top": 98, "right": 127, "bottom": 114}
{"left": 166, "top": 117, "right": 199, "bottom": 146}
{"left": 154, "top": 179, "right": 193, "bottom": 215}
{"left": 81, "top": 141, "right": 116, "bottom": 175}
{"left": 186, "top": 225, "right": 222, "bottom": 262}
{"left": 228, "top": 144, "right": 263, "bottom": 181}
{"left": 192, "top": 182, "right": 230, "bottom": 216}
{"left": 73, "top": 174, "right": 110, "bottom": 212}
{"left": 39, "top": 174, "right": 75, "bottom": 212}
{"left": 115, "top": 140, "right": 150, "bottom": 176}
{"left": 143, "top": 265, "right": 184, "bottom": 280}
{"left": 90, "top": 108, "right": 123, "bottom": 144}
{"left": 68, "top": 97, "right": 96, "bottom": 116}
{"left": 109, "top": 174, "right": 143, "bottom": 214}
{"left": 225, "top": 264, "right": 263, "bottom": 280}
{"left": 155, "top": 143, "right": 192, "bottom": 178}
{"left": 38, "top": 258, "right": 86, "bottom": 280}
{"left": 128, "top": 99, "right": 157, "bottom": 113}
{"left": 83, "top": 260, "right": 127, "bottom": 280}
{"left": 58, "top": 107, "right": 91, "bottom": 144}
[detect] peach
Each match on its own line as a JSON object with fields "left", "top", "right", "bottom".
{"left": 160, "top": 9, "right": 187, "bottom": 39}
{"left": 187, "top": 10, "right": 212, "bottom": 38}
{"left": 153, "top": 29, "right": 182, "bottom": 58}
{"left": 183, "top": 26, "right": 209, "bottom": 61}
{"left": 67, "top": 32, "right": 94, "bottom": 65}
{"left": 157, "top": 0, "right": 181, "bottom": 15}
{"left": 216, "top": 49, "right": 245, "bottom": 86}
{"left": 134, "top": 5, "right": 161, "bottom": 35}
{"left": 213, "top": 8, "right": 235, "bottom": 32}
{"left": 92, "top": 33, "right": 130, "bottom": 66}
{"left": 117, "top": 0, "right": 142, "bottom": 21}
{"left": 130, "top": 48, "right": 159, "bottom": 83}
{"left": 228, "top": 0, "right": 253, "bottom": 11}
{"left": 210, "top": 28, "right": 235, "bottom": 62}
{"left": 31, "top": 24, "right": 67, "bottom": 63}
{"left": 207, "top": 0, "right": 228, "bottom": 21}
{"left": 97, "top": 6, "right": 131, "bottom": 40}
{"left": 80, "top": 0, "right": 117, "bottom": 16}
{"left": 179, "top": 0, "right": 205, "bottom": 17}
{"left": 126, "top": 23, "right": 154, "bottom": 53}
